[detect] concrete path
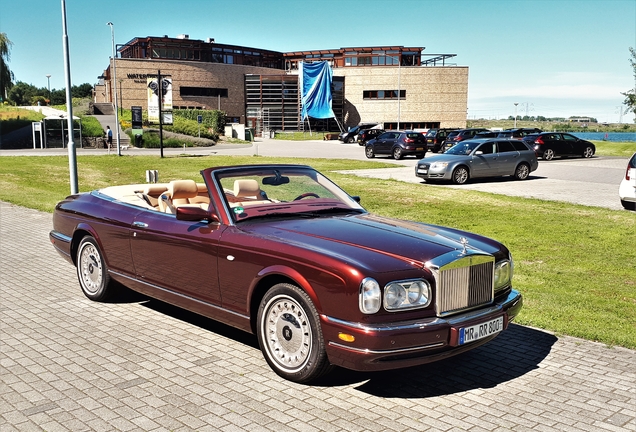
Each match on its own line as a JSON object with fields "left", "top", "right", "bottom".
{"left": 1, "top": 201, "right": 635, "bottom": 431}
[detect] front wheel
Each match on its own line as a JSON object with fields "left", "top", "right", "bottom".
{"left": 257, "top": 283, "right": 332, "bottom": 383}
{"left": 365, "top": 146, "right": 375, "bottom": 158}
{"left": 514, "top": 163, "right": 530, "bottom": 180}
{"left": 543, "top": 149, "right": 555, "bottom": 161}
{"left": 452, "top": 166, "right": 469, "bottom": 184}
{"left": 76, "top": 235, "right": 114, "bottom": 301}
{"left": 346, "top": 136, "right": 354, "bottom": 143}
{"left": 583, "top": 146, "right": 594, "bottom": 158}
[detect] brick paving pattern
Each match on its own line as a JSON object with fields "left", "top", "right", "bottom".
{"left": 1, "top": 201, "right": 635, "bottom": 431}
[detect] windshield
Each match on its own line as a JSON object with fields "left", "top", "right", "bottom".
{"left": 445, "top": 141, "right": 481, "bottom": 155}
{"left": 214, "top": 166, "right": 365, "bottom": 222}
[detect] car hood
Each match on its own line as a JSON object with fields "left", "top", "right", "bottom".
{"left": 237, "top": 213, "right": 503, "bottom": 273}
{"left": 418, "top": 154, "right": 469, "bottom": 165}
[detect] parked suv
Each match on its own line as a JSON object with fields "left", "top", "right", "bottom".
{"left": 442, "top": 128, "right": 490, "bottom": 152}
{"left": 424, "top": 128, "right": 456, "bottom": 153}
{"left": 339, "top": 123, "right": 378, "bottom": 143}
{"left": 497, "top": 128, "right": 542, "bottom": 139}
{"left": 365, "top": 131, "right": 427, "bottom": 160}
{"left": 357, "top": 128, "right": 385, "bottom": 145}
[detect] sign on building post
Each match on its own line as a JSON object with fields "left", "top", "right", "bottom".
{"left": 147, "top": 76, "right": 173, "bottom": 124}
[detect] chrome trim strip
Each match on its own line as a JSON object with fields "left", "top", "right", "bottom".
{"left": 328, "top": 340, "right": 445, "bottom": 355}
{"left": 323, "top": 290, "right": 521, "bottom": 333}
{"left": 109, "top": 270, "right": 250, "bottom": 321}
{"left": 50, "top": 230, "right": 72, "bottom": 243}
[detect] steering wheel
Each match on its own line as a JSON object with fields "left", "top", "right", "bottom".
{"left": 293, "top": 192, "right": 320, "bottom": 201}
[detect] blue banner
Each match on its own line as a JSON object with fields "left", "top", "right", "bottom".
{"left": 299, "top": 61, "right": 336, "bottom": 120}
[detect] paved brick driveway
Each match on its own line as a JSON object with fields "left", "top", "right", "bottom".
{"left": 1, "top": 201, "right": 635, "bottom": 431}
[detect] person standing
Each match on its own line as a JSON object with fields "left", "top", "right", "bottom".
{"left": 106, "top": 126, "right": 113, "bottom": 148}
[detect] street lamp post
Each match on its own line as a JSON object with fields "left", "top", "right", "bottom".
{"left": 514, "top": 102, "right": 519, "bottom": 128}
{"left": 107, "top": 21, "right": 121, "bottom": 156}
{"left": 45, "top": 74, "right": 51, "bottom": 104}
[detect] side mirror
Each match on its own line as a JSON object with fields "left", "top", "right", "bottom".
{"left": 176, "top": 206, "right": 220, "bottom": 223}
{"left": 351, "top": 196, "right": 361, "bottom": 203}
{"left": 475, "top": 150, "right": 483, "bottom": 155}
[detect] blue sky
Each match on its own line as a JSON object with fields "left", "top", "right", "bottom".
{"left": 2, "top": 0, "right": 635, "bottom": 123}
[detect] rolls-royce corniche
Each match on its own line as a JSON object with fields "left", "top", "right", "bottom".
{"left": 50, "top": 164, "right": 522, "bottom": 383}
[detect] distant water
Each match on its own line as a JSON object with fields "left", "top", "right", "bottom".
{"left": 570, "top": 132, "right": 636, "bottom": 142}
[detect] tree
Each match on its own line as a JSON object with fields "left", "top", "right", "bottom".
{"left": 7, "top": 81, "right": 38, "bottom": 106}
{"left": 622, "top": 47, "right": 636, "bottom": 121}
{"left": 0, "top": 32, "right": 14, "bottom": 101}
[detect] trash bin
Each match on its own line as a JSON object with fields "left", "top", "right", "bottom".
{"left": 246, "top": 128, "right": 255, "bottom": 141}
{"left": 134, "top": 134, "right": 143, "bottom": 147}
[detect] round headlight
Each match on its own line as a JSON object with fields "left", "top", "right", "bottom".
{"left": 385, "top": 283, "right": 406, "bottom": 308}
{"left": 408, "top": 281, "right": 427, "bottom": 304}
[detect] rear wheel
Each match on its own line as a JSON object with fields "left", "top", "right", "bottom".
{"left": 76, "top": 236, "right": 114, "bottom": 301}
{"left": 392, "top": 147, "right": 403, "bottom": 160}
{"left": 365, "top": 146, "right": 375, "bottom": 158}
{"left": 257, "top": 283, "right": 332, "bottom": 383}
{"left": 543, "top": 149, "right": 555, "bottom": 161}
{"left": 452, "top": 166, "right": 469, "bottom": 184}
{"left": 514, "top": 163, "right": 530, "bottom": 180}
{"left": 583, "top": 146, "right": 594, "bottom": 158}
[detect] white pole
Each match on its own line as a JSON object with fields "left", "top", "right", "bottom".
{"left": 61, "top": 0, "right": 78, "bottom": 194}
{"left": 107, "top": 22, "right": 121, "bottom": 156}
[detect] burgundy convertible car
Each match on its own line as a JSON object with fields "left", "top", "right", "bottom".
{"left": 50, "top": 164, "right": 522, "bottom": 383}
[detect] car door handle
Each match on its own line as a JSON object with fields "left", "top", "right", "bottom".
{"left": 132, "top": 221, "right": 148, "bottom": 228}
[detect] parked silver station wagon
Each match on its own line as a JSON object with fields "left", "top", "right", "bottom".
{"left": 416, "top": 138, "right": 539, "bottom": 184}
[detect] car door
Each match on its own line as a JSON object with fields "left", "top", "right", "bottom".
{"left": 561, "top": 133, "right": 580, "bottom": 155}
{"left": 495, "top": 140, "right": 520, "bottom": 175}
{"left": 375, "top": 132, "right": 397, "bottom": 155}
{"left": 130, "top": 209, "right": 225, "bottom": 304}
{"left": 471, "top": 141, "right": 499, "bottom": 178}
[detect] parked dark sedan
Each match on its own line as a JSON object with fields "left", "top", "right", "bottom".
{"left": 339, "top": 123, "right": 378, "bottom": 143}
{"left": 523, "top": 132, "right": 595, "bottom": 160}
{"left": 50, "top": 164, "right": 522, "bottom": 383}
{"left": 365, "top": 130, "right": 427, "bottom": 159}
{"left": 357, "top": 128, "right": 385, "bottom": 145}
{"left": 416, "top": 139, "right": 539, "bottom": 184}
{"left": 424, "top": 128, "right": 456, "bottom": 153}
{"left": 442, "top": 128, "right": 490, "bottom": 152}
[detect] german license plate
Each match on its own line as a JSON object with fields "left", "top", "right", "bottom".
{"left": 459, "top": 316, "right": 503, "bottom": 345}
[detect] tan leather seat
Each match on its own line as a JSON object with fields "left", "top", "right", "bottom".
{"left": 158, "top": 180, "right": 199, "bottom": 213}
{"left": 143, "top": 184, "right": 168, "bottom": 208}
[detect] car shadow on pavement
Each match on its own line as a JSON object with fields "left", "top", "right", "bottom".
{"left": 346, "top": 324, "right": 557, "bottom": 397}
{"left": 134, "top": 295, "right": 557, "bottom": 395}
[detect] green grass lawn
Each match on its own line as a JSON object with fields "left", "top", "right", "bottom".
{"left": 0, "top": 154, "right": 634, "bottom": 349}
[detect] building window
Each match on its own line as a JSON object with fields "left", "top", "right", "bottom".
{"left": 180, "top": 87, "right": 228, "bottom": 97}
{"left": 363, "top": 90, "right": 406, "bottom": 100}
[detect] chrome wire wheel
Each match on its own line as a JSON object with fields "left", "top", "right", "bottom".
{"left": 261, "top": 294, "right": 312, "bottom": 372}
{"left": 78, "top": 242, "right": 103, "bottom": 295}
{"left": 76, "top": 236, "right": 112, "bottom": 301}
{"left": 257, "top": 283, "right": 331, "bottom": 383}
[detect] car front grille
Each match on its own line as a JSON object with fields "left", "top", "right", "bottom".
{"left": 427, "top": 253, "right": 495, "bottom": 317}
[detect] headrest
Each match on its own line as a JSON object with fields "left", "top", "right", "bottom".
{"left": 168, "top": 180, "right": 198, "bottom": 199}
{"left": 144, "top": 184, "right": 168, "bottom": 196}
{"left": 233, "top": 179, "right": 260, "bottom": 198}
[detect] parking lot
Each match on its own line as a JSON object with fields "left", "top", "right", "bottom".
{"left": 1, "top": 140, "right": 635, "bottom": 431}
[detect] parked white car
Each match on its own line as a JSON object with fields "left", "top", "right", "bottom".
{"left": 619, "top": 152, "right": 636, "bottom": 210}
